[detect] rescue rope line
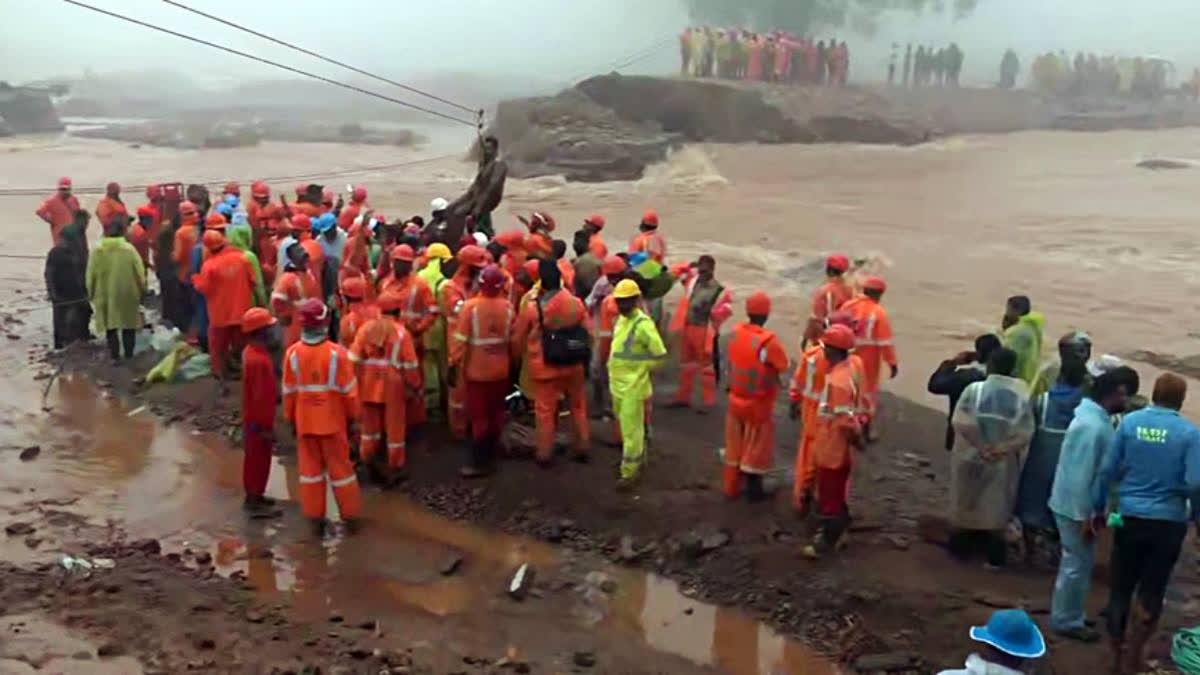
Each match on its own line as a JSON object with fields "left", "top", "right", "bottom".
{"left": 158, "top": 0, "right": 481, "bottom": 117}
{"left": 564, "top": 35, "right": 677, "bottom": 85}
{"left": 59, "top": 0, "right": 478, "bottom": 127}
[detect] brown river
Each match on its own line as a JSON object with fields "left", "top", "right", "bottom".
{"left": 0, "top": 127, "right": 1197, "bottom": 672}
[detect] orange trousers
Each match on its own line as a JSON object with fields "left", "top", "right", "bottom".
{"left": 676, "top": 324, "right": 716, "bottom": 407}
{"left": 359, "top": 400, "right": 406, "bottom": 470}
{"left": 793, "top": 432, "right": 817, "bottom": 508}
{"left": 297, "top": 433, "right": 361, "bottom": 521}
{"left": 533, "top": 370, "right": 589, "bottom": 461}
{"left": 723, "top": 412, "right": 774, "bottom": 498}
{"left": 207, "top": 324, "right": 241, "bottom": 380}
{"left": 448, "top": 379, "right": 467, "bottom": 440}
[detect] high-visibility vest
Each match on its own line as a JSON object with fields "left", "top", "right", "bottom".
{"left": 728, "top": 328, "right": 779, "bottom": 401}
{"left": 454, "top": 297, "right": 514, "bottom": 382}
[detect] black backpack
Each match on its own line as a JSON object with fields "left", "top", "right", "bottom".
{"left": 537, "top": 294, "right": 591, "bottom": 367}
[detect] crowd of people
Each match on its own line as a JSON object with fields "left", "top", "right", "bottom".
{"left": 680, "top": 27, "right": 850, "bottom": 85}
{"left": 1028, "top": 51, "right": 1177, "bottom": 99}
{"left": 36, "top": 136, "right": 1199, "bottom": 674}
{"left": 890, "top": 42, "right": 965, "bottom": 87}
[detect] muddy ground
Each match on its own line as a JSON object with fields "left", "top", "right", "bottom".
{"left": 24, "top": 318, "right": 1196, "bottom": 675}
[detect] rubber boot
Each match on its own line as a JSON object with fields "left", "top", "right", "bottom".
{"left": 745, "top": 474, "right": 767, "bottom": 503}
{"left": 803, "top": 517, "right": 837, "bottom": 559}
{"left": 460, "top": 438, "right": 494, "bottom": 478}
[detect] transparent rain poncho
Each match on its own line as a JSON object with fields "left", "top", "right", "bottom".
{"left": 949, "top": 374, "right": 1036, "bottom": 531}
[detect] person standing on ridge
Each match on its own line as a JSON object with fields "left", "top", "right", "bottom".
{"left": 44, "top": 222, "right": 90, "bottom": 350}
{"left": 283, "top": 298, "right": 362, "bottom": 537}
{"left": 723, "top": 291, "right": 789, "bottom": 501}
{"left": 36, "top": 177, "right": 81, "bottom": 246}
{"left": 240, "top": 307, "right": 278, "bottom": 513}
{"left": 95, "top": 182, "right": 127, "bottom": 236}
{"left": 803, "top": 253, "right": 854, "bottom": 349}
{"left": 608, "top": 279, "right": 667, "bottom": 489}
{"left": 840, "top": 276, "right": 898, "bottom": 441}
{"left": 1001, "top": 295, "right": 1044, "bottom": 385}
{"left": 668, "top": 255, "right": 733, "bottom": 414}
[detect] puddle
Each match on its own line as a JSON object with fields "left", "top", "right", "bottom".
{"left": 0, "top": 371, "right": 841, "bottom": 675}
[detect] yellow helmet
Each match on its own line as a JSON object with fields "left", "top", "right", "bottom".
{"left": 426, "top": 242, "right": 452, "bottom": 261}
{"left": 613, "top": 279, "right": 641, "bottom": 299}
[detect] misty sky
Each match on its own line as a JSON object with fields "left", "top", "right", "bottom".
{"left": 4, "top": 0, "right": 1200, "bottom": 93}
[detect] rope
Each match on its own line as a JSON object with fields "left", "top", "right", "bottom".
{"left": 158, "top": 0, "right": 481, "bottom": 117}
{"left": 1173, "top": 625, "right": 1200, "bottom": 674}
{"left": 59, "top": 0, "right": 477, "bottom": 127}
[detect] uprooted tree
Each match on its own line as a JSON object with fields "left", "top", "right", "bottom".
{"left": 683, "top": 0, "right": 979, "bottom": 35}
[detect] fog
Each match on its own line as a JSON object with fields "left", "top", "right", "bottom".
{"left": 4, "top": 0, "right": 1200, "bottom": 102}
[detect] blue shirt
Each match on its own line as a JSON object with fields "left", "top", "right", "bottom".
{"left": 1048, "top": 397, "right": 1113, "bottom": 521}
{"left": 1092, "top": 405, "right": 1200, "bottom": 523}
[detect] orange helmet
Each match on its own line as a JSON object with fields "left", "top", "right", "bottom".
{"left": 202, "top": 229, "right": 226, "bottom": 251}
{"left": 745, "top": 290, "right": 771, "bottom": 316}
{"left": 377, "top": 291, "right": 404, "bottom": 313}
{"left": 351, "top": 185, "right": 367, "bottom": 203}
{"left": 601, "top": 255, "right": 627, "bottom": 275}
{"left": 250, "top": 180, "right": 269, "bottom": 199}
{"left": 584, "top": 213, "right": 606, "bottom": 229}
{"left": 861, "top": 276, "right": 887, "bottom": 293}
{"left": 392, "top": 244, "right": 416, "bottom": 263}
{"left": 828, "top": 310, "right": 857, "bottom": 331}
{"left": 825, "top": 254, "right": 850, "bottom": 273}
{"left": 205, "top": 213, "right": 227, "bottom": 229}
{"left": 241, "top": 307, "right": 277, "bottom": 334}
{"left": 290, "top": 214, "right": 311, "bottom": 231}
{"left": 456, "top": 244, "right": 488, "bottom": 267}
{"left": 821, "top": 324, "right": 856, "bottom": 350}
{"left": 321, "top": 187, "right": 334, "bottom": 205}
{"left": 339, "top": 276, "right": 367, "bottom": 300}
{"left": 297, "top": 298, "right": 330, "bottom": 328}
{"left": 641, "top": 209, "right": 659, "bottom": 227}
{"left": 494, "top": 230, "right": 525, "bottom": 250}
{"left": 294, "top": 183, "right": 307, "bottom": 197}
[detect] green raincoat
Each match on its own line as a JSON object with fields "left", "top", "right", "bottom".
{"left": 416, "top": 258, "right": 449, "bottom": 413}
{"left": 1003, "top": 311, "right": 1045, "bottom": 385}
{"left": 227, "top": 225, "right": 268, "bottom": 307}
{"left": 87, "top": 235, "right": 146, "bottom": 332}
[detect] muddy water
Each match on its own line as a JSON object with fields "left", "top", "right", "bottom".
{"left": 0, "top": 349, "right": 835, "bottom": 675}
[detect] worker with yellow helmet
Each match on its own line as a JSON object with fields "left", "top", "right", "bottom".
{"left": 417, "top": 242, "right": 454, "bottom": 418}
{"left": 608, "top": 279, "right": 667, "bottom": 489}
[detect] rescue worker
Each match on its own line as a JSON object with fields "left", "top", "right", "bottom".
{"left": 257, "top": 204, "right": 284, "bottom": 287}
{"left": 592, "top": 255, "right": 628, "bottom": 418}
{"left": 449, "top": 264, "right": 514, "bottom": 477}
{"left": 581, "top": 213, "right": 608, "bottom": 257}
{"left": 572, "top": 225, "right": 604, "bottom": 299}
{"left": 802, "top": 324, "right": 864, "bottom": 559}
{"left": 270, "top": 242, "right": 321, "bottom": 349}
{"left": 440, "top": 244, "right": 488, "bottom": 439}
{"left": 44, "top": 223, "right": 90, "bottom": 350}
{"left": 524, "top": 211, "right": 556, "bottom": 261}
{"left": 129, "top": 206, "right": 154, "bottom": 271}
{"left": 95, "top": 182, "right": 127, "bottom": 236}
{"left": 337, "top": 185, "right": 369, "bottom": 230}
{"left": 157, "top": 202, "right": 190, "bottom": 331}
{"left": 87, "top": 216, "right": 146, "bottom": 362}
{"left": 1001, "top": 295, "right": 1044, "bottom": 385}
{"left": 511, "top": 259, "right": 591, "bottom": 466}
{"left": 139, "top": 184, "right": 163, "bottom": 242}
{"left": 36, "top": 177, "right": 81, "bottom": 246}
{"left": 841, "top": 276, "right": 898, "bottom": 441}
{"left": 247, "top": 181, "right": 271, "bottom": 233}
{"left": 288, "top": 214, "right": 326, "bottom": 302}
{"left": 802, "top": 253, "right": 854, "bottom": 348}
{"left": 172, "top": 203, "right": 204, "bottom": 340}
{"left": 282, "top": 298, "right": 362, "bottom": 536}
{"left": 552, "top": 239, "right": 577, "bottom": 295}
{"left": 349, "top": 291, "right": 421, "bottom": 482}
{"left": 723, "top": 291, "right": 789, "bottom": 501}
{"left": 337, "top": 276, "right": 378, "bottom": 348}
{"left": 240, "top": 307, "right": 278, "bottom": 511}
{"left": 227, "top": 219, "right": 268, "bottom": 309}
{"left": 314, "top": 213, "right": 347, "bottom": 283}
{"left": 222, "top": 181, "right": 240, "bottom": 199}
{"left": 608, "top": 279, "right": 667, "bottom": 488}
{"left": 668, "top": 255, "right": 733, "bottom": 413}
{"left": 379, "top": 244, "right": 438, "bottom": 430}
{"left": 628, "top": 209, "right": 666, "bottom": 263}
{"left": 193, "top": 227, "right": 258, "bottom": 382}
{"left": 417, "top": 242, "right": 452, "bottom": 416}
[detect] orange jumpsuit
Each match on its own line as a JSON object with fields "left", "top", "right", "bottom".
{"left": 629, "top": 230, "right": 666, "bottom": 263}
{"left": 804, "top": 277, "right": 854, "bottom": 345}
{"left": 556, "top": 258, "right": 576, "bottom": 295}
{"left": 127, "top": 223, "right": 151, "bottom": 269}
{"left": 95, "top": 197, "right": 128, "bottom": 231}
{"left": 439, "top": 273, "right": 474, "bottom": 439}
{"left": 526, "top": 231, "right": 553, "bottom": 260}
{"left": 378, "top": 273, "right": 437, "bottom": 426}
{"left": 790, "top": 347, "right": 867, "bottom": 506}
{"left": 338, "top": 300, "right": 379, "bottom": 348}
{"left": 282, "top": 339, "right": 362, "bottom": 521}
{"left": 810, "top": 359, "right": 863, "bottom": 517}
{"left": 840, "top": 296, "right": 896, "bottom": 417}
{"left": 723, "top": 322, "right": 789, "bottom": 497}
{"left": 449, "top": 295, "right": 515, "bottom": 444}
{"left": 192, "top": 246, "right": 256, "bottom": 379}
{"left": 270, "top": 269, "right": 321, "bottom": 349}
{"left": 36, "top": 193, "right": 81, "bottom": 246}
{"left": 669, "top": 267, "right": 733, "bottom": 408}
{"left": 511, "top": 289, "right": 591, "bottom": 460}
{"left": 297, "top": 235, "right": 326, "bottom": 297}
{"left": 173, "top": 225, "right": 200, "bottom": 283}
{"left": 349, "top": 317, "right": 420, "bottom": 469}
{"left": 337, "top": 201, "right": 367, "bottom": 230}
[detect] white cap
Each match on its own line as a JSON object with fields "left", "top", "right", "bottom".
{"left": 472, "top": 232, "right": 488, "bottom": 246}
{"left": 430, "top": 197, "right": 449, "bottom": 211}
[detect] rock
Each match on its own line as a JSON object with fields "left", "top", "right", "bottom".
{"left": 849, "top": 589, "right": 881, "bottom": 603}
{"left": 439, "top": 554, "right": 463, "bottom": 576}
{"left": 356, "top": 619, "right": 377, "bottom": 631}
{"left": 97, "top": 642, "right": 125, "bottom": 658}
{"left": 18, "top": 446, "right": 40, "bottom": 461}
{"left": 23, "top": 537, "right": 40, "bottom": 549}
{"left": 701, "top": 531, "right": 730, "bottom": 551}
{"left": 72, "top": 650, "right": 93, "bottom": 660}
{"left": 572, "top": 651, "right": 597, "bottom": 668}
{"left": 1137, "top": 158, "right": 1191, "bottom": 170}
{"left": 134, "top": 538, "right": 161, "bottom": 555}
{"left": 5, "top": 522, "right": 34, "bottom": 536}
{"left": 853, "top": 652, "right": 921, "bottom": 672}
{"left": 886, "top": 535, "right": 911, "bottom": 551}
{"left": 676, "top": 532, "right": 704, "bottom": 560}
{"left": 618, "top": 535, "right": 640, "bottom": 562}
{"left": 194, "top": 552, "right": 212, "bottom": 566}
{"left": 193, "top": 637, "right": 215, "bottom": 650}
{"left": 246, "top": 609, "right": 265, "bottom": 623}
{"left": 507, "top": 563, "right": 535, "bottom": 601}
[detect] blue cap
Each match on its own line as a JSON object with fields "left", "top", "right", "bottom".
{"left": 215, "top": 202, "right": 234, "bottom": 217}
{"left": 312, "top": 213, "right": 337, "bottom": 234}
{"left": 223, "top": 194, "right": 239, "bottom": 207}
{"left": 968, "top": 609, "right": 1046, "bottom": 659}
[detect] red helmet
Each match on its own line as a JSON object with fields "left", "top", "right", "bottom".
{"left": 339, "top": 276, "right": 367, "bottom": 299}
{"left": 861, "top": 276, "right": 887, "bottom": 293}
{"left": 495, "top": 230, "right": 525, "bottom": 250}
{"left": 250, "top": 180, "right": 269, "bottom": 199}
{"left": 135, "top": 205, "right": 156, "bottom": 219}
{"left": 223, "top": 181, "right": 240, "bottom": 196}
{"left": 641, "top": 209, "right": 659, "bottom": 227}
{"left": 745, "top": 291, "right": 771, "bottom": 316}
{"left": 294, "top": 183, "right": 307, "bottom": 197}
{"left": 528, "top": 211, "right": 556, "bottom": 233}
{"left": 351, "top": 185, "right": 367, "bottom": 203}
{"left": 202, "top": 229, "right": 226, "bottom": 251}
{"left": 392, "top": 244, "right": 416, "bottom": 262}
{"left": 297, "top": 298, "right": 330, "bottom": 328}
{"left": 601, "top": 255, "right": 627, "bottom": 275}
{"left": 828, "top": 310, "right": 857, "bottom": 332}
{"left": 241, "top": 307, "right": 277, "bottom": 334}
{"left": 821, "top": 324, "right": 856, "bottom": 350}
{"left": 480, "top": 264, "right": 506, "bottom": 294}
{"left": 205, "top": 213, "right": 227, "bottom": 228}
{"left": 57, "top": 176, "right": 72, "bottom": 189}
{"left": 290, "top": 214, "right": 311, "bottom": 231}
{"left": 584, "top": 213, "right": 606, "bottom": 229}
{"left": 825, "top": 254, "right": 850, "bottom": 273}
{"left": 321, "top": 188, "right": 334, "bottom": 205}
{"left": 456, "top": 244, "right": 488, "bottom": 267}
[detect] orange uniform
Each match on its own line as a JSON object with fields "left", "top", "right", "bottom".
{"left": 298, "top": 237, "right": 325, "bottom": 297}
{"left": 804, "top": 278, "right": 853, "bottom": 345}
{"left": 840, "top": 296, "right": 896, "bottom": 416}
{"left": 790, "top": 346, "right": 867, "bottom": 506}
{"left": 450, "top": 295, "right": 515, "bottom": 445}
{"left": 511, "top": 289, "right": 591, "bottom": 460}
{"left": 556, "top": 258, "right": 576, "bottom": 295}
{"left": 378, "top": 273, "right": 437, "bottom": 426}
{"left": 349, "top": 317, "right": 421, "bottom": 469}
{"left": 173, "top": 225, "right": 199, "bottom": 283}
{"left": 282, "top": 338, "right": 362, "bottom": 521}
{"left": 193, "top": 244, "right": 257, "bottom": 379}
{"left": 526, "top": 231, "right": 553, "bottom": 260}
{"left": 95, "top": 197, "right": 128, "bottom": 231}
{"left": 127, "top": 223, "right": 151, "bottom": 269}
{"left": 629, "top": 231, "right": 666, "bottom": 263}
{"left": 338, "top": 300, "right": 380, "bottom": 348}
{"left": 439, "top": 272, "right": 474, "bottom": 439}
{"left": 270, "top": 269, "right": 321, "bottom": 348}
{"left": 669, "top": 266, "right": 734, "bottom": 408}
{"left": 723, "top": 322, "right": 789, "bottom": 496}
{"left": 810, "top": 358, "right": 863, "bottom": 517}
{"left": 36, "top": 193, "right": 81, "bottom": 246}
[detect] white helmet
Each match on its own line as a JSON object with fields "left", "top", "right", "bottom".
{"left": 472, "top": 232, "right": 488, "bottom": 246}
{"left": 430, "top": 197, "right": 449, "bottom": 212}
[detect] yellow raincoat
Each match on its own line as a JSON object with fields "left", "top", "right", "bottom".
{"left": 608, "top": 308, "right": 666, "bottom": 479}
{"left": 86, "top": 235, "right": 146, "bottom": 332}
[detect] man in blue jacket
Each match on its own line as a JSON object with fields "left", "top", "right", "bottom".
{"left": 1092, "top": 372, "right": 1200, "bottom": 674}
